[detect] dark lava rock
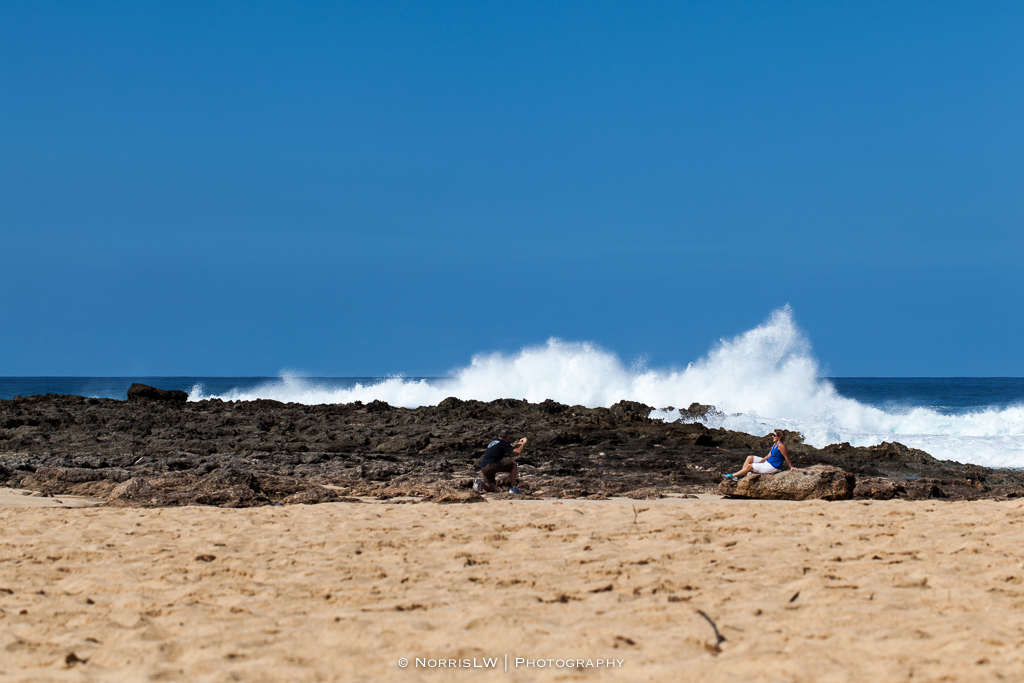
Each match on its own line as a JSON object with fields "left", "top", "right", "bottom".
{"left": 2, "top": 391, "right": 1022, "bottom": 506}
{"left": 365, "top": 400, "right": 393, "bottom": 413}
{"left": 35, "top": 466, "right": 131, "bottom": 484}
{"left": 127, "top": 384, "right": 189, "bottom": 403}
{"left": 190, "top": 466, "right": 261, "bottom": 494}
{"left": 680, "top": 403, "right": 720, "bottom": 419}
{"left": 853, "top": 477, "right": 900, "bottom": 500}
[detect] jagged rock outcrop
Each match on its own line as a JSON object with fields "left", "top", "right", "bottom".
{"left": 853, "top": 477, "right": 899, "bottom": 500}
{"left": 127, "top": 383, "right": 189, "bottom": 403}
{"left": 1, "top": 390, "right": 1021, "bottom": 506}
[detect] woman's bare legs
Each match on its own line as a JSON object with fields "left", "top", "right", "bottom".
{"left": 732, "top": 456, "right": 757, "bottom": 478}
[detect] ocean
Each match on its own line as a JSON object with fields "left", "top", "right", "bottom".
{"left": 3, "top": 309, "right": 1023, "bottom": 469}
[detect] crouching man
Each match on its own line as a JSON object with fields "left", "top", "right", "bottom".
{"left": 475, "top": 428, "right": 527, "bottom": 494}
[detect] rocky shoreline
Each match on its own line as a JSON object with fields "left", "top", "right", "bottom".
{"left": 1, "top": 385, "right": 1021, "bottom": 507}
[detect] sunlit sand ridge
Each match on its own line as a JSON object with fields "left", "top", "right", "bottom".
{"left": 2, "top": 498, "right": 1024, "bottom": 682}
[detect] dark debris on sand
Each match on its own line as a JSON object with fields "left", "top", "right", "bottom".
{"left": 1, "top": 387, "right": 1022, "bottom": 507}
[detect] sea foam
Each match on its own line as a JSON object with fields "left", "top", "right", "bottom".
{"left": 191, "top": 306, "right": 1024, "bottom": 468}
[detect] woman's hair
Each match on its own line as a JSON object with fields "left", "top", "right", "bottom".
{"left": 773, "top": 429, "right": 785, "bottom": 442}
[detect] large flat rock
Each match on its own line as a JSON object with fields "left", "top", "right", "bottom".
{"left": 718, "top": 465, "right": 854, "bottom": 501}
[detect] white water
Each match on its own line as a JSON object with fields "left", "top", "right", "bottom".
{"left": 191, "top": 306, "right": 1024, "bottom": 468}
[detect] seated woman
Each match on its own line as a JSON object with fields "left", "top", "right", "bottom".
{"left": 723, "top": 429, "right": 797, "bottom": 479}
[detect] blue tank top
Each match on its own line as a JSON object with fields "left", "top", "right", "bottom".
{"left": 767, "top": 443, "right": 784, "bottom": 468}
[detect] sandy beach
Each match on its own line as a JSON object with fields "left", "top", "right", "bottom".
{"left": 2, "top": 497, "right": 1023, "bottom": 682}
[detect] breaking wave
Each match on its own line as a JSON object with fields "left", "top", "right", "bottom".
{"left": 190, "top": 306, "right": 1024, "bottom": 468}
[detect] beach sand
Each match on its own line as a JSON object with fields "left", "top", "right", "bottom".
{"left": 2, "top": 497, "right": 1023, "bottom": 682}
{"left": 0, "top": 488, "right": 106, "bottom": 510}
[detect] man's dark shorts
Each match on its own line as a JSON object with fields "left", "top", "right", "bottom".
{"left": 481, "top": 458, "right": 515, "bottom": 483}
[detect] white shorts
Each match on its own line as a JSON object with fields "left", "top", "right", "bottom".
{"left": 752, "top": 460, "right": 781, "bottom": 474}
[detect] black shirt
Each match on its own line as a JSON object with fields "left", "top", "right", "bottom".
{"left": 480, "top": 438, "right": 515, "bottom": 467}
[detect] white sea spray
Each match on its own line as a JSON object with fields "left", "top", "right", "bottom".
{"left": 191, "top": 307, "right": 1024, "bottom": 468}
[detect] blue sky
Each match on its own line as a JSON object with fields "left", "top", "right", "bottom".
{"left": 2, "top": 1, "right": 1022, "bottom": 377}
